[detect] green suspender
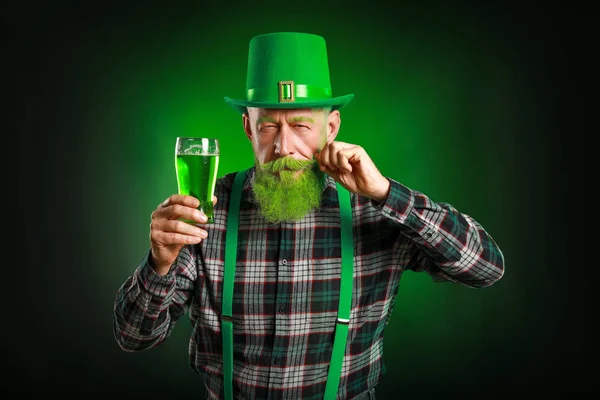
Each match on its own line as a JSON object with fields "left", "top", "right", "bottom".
{"left": 223, "top": 169, "right": 354, "bottom": 400}
{"left": 323, "top": 182, "right": 354, "bottom": 399}
{"left": 222, "top": 170, "right": 246, "bottom": 400}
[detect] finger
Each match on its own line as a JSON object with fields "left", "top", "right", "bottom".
{"left": 167, "top": 205, "right": 208, "bottom": 223}
{"left": 150, "top": 219, "right": 208, "bottom": 244}
{"left": 319, "top": 143, "right": 332, "bottom": 171}
{"left": 152, "top": 203, "right": 205, "bottom": 224}
{"left": 166, "top": 219, "right": 209, "bottom": 238}
{"left": 341, "top": 146, "right": 364, "bottom": 166}
{"left": 213, "top": 195, "right": 218, "bottom": 205}
{"left": 162, "top": 194, "right": 200, "bottom": 209}
{"left": 314, "top": 150, "right": 323, "bottom": 169}
{"left": 152, "top": 229, "right": 205, "bottom": 245}
{"left": 337, "top": 150, "right": 353, "bottom": 172}
{"left": 328, "top": 143, "right": 340, "bottom": 171}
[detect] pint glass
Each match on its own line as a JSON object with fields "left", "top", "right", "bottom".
{"left": 175, "top": 137, "right": 220, "bottom": 224}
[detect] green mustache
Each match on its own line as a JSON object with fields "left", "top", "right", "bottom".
{"left": 260, "top": 157, "right": 315, "bottom": 173}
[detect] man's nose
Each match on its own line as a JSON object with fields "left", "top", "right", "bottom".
{"left": 274, "top": 127, "right": 295, "bottom": 156}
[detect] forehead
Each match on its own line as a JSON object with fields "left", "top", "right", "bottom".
{"left": 248, "top": 107, "right": 321, "bottom": 120}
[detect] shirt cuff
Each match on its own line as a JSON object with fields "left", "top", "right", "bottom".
{"left": 137, "top": 251, "right": 177, "bottom": 299}
{"left": 371, "top": 178, "right": 415, "bottom": 224}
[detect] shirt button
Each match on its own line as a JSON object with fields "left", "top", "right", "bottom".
{"left": 274, "top": 358, "right": 280, "bottom": 365}
{"left": 425, "top": 232, "right": 433, "bottom": 238}
{"left": 279, "top": 306, "right": 285, "bottom": 314}
{"left": 281, "top": 259, "right": 288, "bottom": 265}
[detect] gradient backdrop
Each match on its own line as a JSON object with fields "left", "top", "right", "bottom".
{"left": 14, "top": 0, "right": 591, "bottom": 397}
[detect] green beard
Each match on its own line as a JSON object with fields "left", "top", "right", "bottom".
{"left": 252, "top": 157, "right": 324, "bottom": 224}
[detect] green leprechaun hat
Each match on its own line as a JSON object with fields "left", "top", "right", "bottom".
{"left": 224, "top": 32, "right": 354, "bottom": 114}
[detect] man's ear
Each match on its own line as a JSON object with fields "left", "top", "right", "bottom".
{"left": 242, "top": 113, "right": 253, "bottom": 141}
{"left": 326, "top": 110, "right": 341, "bottom": 143}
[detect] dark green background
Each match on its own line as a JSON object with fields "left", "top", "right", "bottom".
{"left": 13, "top": 0, "right": 593, "bottom": 397}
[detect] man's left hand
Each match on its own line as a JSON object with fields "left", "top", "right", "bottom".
{"left": 315, "top": 141, "right": 390, "bottom": 202}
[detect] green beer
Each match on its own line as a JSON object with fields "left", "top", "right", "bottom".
{"left": 175, "top": 137, "right": 220, "bottom": 224}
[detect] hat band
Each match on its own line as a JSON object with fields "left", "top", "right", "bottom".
{"left": 247, "top": 84, "right": 332, "bottom": 103}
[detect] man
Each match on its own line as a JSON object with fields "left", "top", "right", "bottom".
{"left": 113, "top": 32, "right": 505, "bottom": 400}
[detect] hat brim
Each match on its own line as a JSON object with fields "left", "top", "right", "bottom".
{"left": 224, "top": 94, "right": 355, "bottom": 114}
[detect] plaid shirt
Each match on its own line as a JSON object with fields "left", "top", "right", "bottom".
{"left": 113, "top": 167, "right": 505, "bottom": 400}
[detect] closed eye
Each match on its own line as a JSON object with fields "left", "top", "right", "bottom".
{"left": 259, "top": 125, "right": 278, "bottom": 132}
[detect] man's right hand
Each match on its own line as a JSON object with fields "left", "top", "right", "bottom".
{"left": 149, "top": 194, "right": 217, "bottom": 276}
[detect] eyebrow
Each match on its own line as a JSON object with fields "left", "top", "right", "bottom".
{"left": 288, "top": 116, "right": 315, "bottom": 123}
{"left": 257, "top": 116, "right": 277, "bottom": 125}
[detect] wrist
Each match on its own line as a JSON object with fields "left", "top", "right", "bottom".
{"left": 152, "top": 265, "right": 172, "bottom": 276}
{"left": 150, "top": 253, "right": 174, "bottom": 276}
{"left": 370, "top": 177, "right": 390, "bottom": 203}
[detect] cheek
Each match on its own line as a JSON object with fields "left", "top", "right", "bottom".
{"left": 254, "top": 137, "right": 275, "bottom": 163}
{"left": 297, "top": 134, "right": 325, "bottom": 157}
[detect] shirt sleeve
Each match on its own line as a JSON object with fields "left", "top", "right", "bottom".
{"left": 373, "top": 178, "right": 505, "bottom": 288}
{"left": 113, "top": 246, "right": 197, "bottom": 351}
